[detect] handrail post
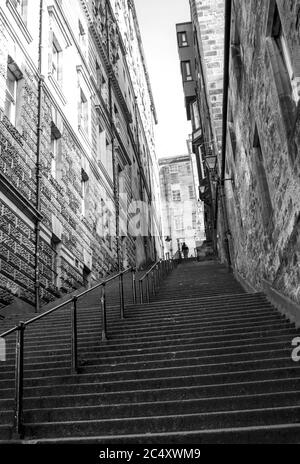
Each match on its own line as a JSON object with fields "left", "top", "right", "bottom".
{"left": 155, "top": 264, "right": 159, "bottom": 290}
{"left": 13, "top": 322, "right": 25, "bottom": 439}
{"left": 146, "top": 274, "right": 150, "bottom": 303}
{"left": 119, "top": 272, "right": 125, "bottom": 319}
{"left": 151, "top": 270, "right": 155, "bottom": 295}
{"left": 100, "top": 284, "right": 108, "bottom": 341}
{"left": 131, "top": 268, "right": 137, "bottom": 304}
{"left": 139, "top": 279, "right": 143, "bottom": 304}
{"left": 71, "top": 296, "right": 78, "bottom": 374}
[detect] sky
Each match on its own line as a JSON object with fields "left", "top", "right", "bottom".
{"left": 134, "top": 0, "right": 191, "bottom": 159}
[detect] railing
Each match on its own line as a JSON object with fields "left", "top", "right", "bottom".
{"left": 0, "top": 258, "right": 178, "bottom": 439}
{"left": 0, "top": 266, "right": 137, "bottom": 439}
{"left": 138, "top": 258, "right": 178, "bottom": 304}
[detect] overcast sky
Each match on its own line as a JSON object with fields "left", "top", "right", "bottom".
{"left": 134, "top": 0, "right": 191, "bottom": 159}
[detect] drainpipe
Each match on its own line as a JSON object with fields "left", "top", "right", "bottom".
{"left": 35, "top": 0, "right": 45, "bottom": 312}
{"left": 217, "top": 0, "right": 232, "bottom": 267}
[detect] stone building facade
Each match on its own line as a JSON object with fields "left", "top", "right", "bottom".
{"left": 0, "top": 0, "right": 162, "bottom": 311}
{"left": 178, "top": 0, "right": 300, "bottom": 307}
{"left": 176, "top": 0, "right": 225, "bottom": 258}
{"left": 224, "top": 0, "right": 300, "bottom": 304}
{"left": 159, "top": 155, "right": 205, "bottom": 258}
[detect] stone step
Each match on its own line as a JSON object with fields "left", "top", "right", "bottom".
{"left": 21, "top": 423, "right": 300, "bottom": 444}
{"left": 0, "top": 354, "right": 295, "bottom": 389}
{"left": 1, "top": 365, "right": 299, "bottom": 398}
{"left": 23, "top": 405, "right": 300, "bottom": 438}
{"left": 1, "top": 390, "right": 295, "bottom": 425}
{"left": 2, "top": 375, "right": 299, "bottom": 411}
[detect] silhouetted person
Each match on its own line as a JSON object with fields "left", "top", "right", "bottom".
{"left": 182, "top": 242, "right": 189, "bottom": 259}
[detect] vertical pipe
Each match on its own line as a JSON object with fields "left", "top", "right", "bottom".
{"left": 146, "top": 275, "right": 150, "bottom": 303}
{"left": 35, "top": 0, "right": 45, "bottom": 313}
{"left": 100, "top": 284, "right": 108, "bottom": 341}
{"left": 139, "top": 280, "right": 143, "bottom": 304}
{"left": 119, "top": 272, "right": 125, "bottom": 319}
{"left": 151, "top": 270, "right": 155, "bottom": 295}
{"left": 71, "top": 296, "right": 78, "bottom": 374}
{"left": 13, "top": 322, "right": 25, "bottom": 438}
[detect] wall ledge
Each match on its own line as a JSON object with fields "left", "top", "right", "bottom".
{"left": 233, "top": 269, "right": 258, "bottom": 294}
{"left": 262, "top": 279, "right": 300, "bottom": 329}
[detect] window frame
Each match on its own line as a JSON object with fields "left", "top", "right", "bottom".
{"left": 51, "top": 34, "right": 63, "bottom": 85}
{"left": 79, "top": 88, "right": 89, "bottom": 134}
{"left": 178, "top": 31, "right": 188, "bottom": 48}
{"left": 172, "top": 190, "right": 181, "bottom": 202}
{"left": 182, "top": 60, "right": 193, "bottom": 82}
{"left": 4, "top": 58, "right": 23, "bottom": 126}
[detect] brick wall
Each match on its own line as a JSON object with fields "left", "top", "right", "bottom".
{"left": 191, "top": 0, "right": 225, "bottom": 143}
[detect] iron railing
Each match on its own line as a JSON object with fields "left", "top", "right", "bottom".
{"left": 0, "top": 266, "right": 137, "bottom": 438}
{"left": 0, "top": 258, "right": 178, "bottom": 439}
{"left": 138, "top": 258, "right": 178, "bottom": 303}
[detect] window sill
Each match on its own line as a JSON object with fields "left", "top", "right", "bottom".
{"left": 6, "top": 0, "right": 33, "bottom": 44}
{"left": 48, "top": 73, "right": 67, "bottom": 106}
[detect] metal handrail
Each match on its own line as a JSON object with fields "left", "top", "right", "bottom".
{"left": 0, "top": 267, "right": 134, "bottom": 339}
{"left": 139, "top": 259, "right": 161, "bottom": 282}
{"left": 1, "top": 258, "right": 178, "bottom": 439}
{"left": 138, "top": 258, "right": 177, "bottom": 304}
{"left": 0, "top": 266, "right": 136, "bottom": 439}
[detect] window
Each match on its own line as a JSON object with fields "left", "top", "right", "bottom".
{"left": 96, "top": 124, "right": 106, "bottom": 163}
{"left": 186, "top": 163, "right": 191, "bottom": 174}
{"left": 51, "top": 35, "right": 62, "bottom": 85}
{"left": 11, "top": 0, "right": 27, "bottom": 23}
{"left": 172, "top": 190, "right": 181, "bottom": 202}
{"left": 188, "top": 185, "right": 195, "bottom": 199}
{"left": 228, "top": 106, "right": 237, "bottom": 161}
{"left": 192, "top": 212, "right": 197, "bottom": 229}
{"left": 253, "top": 126, "right": 273, "bottom": 229}
{"left": 271, "top": 4, "right": 299, "bottom": 105}
{"left": 170, "top": 172, "right": 179, "bottom": 184}
{"left": 96, "top": 60, "right": 101, "bottom": 88}
{"left": 81, "top": 168, "right": 89, "bottom": 217}
{"left": 79, "top": 88, "right": 88, "bottom": 133}
{"left": 182, "top": 61, "right": 193, "bottom": 82}
{"left": 78, "top": 19, "right": 86, "bottom": 52}
{"left": 178, "top": 31, "right": 188, "bottom": 47}
{"left": 192, "top": 100, "right": 201, "bottom": 130}
{"left": 4, "top": 58, "right": 23, "bottom": 125}
{"left": 50, "top": 121, "right": 62, "bottom": 180}
{"left": 266, "top": 2, "right": 299, "bottom": 140}
{"left": 174, "top": 216, "right": 184, "bottom": 231}
{"left": 169, "top": 164, "right": 178, "bottom": 173}
{"left": 51, "top": 234, "right": 61, "bottom": 289}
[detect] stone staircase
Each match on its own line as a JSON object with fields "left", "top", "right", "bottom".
{"left": 0, "top": 260, "right": 300, "bottom": 443}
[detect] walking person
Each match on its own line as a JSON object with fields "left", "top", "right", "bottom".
{"left": 182, "top": 242, "right": 189, "bottom": 259}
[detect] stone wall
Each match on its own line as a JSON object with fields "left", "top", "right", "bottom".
{"left": 0, "top": 0, "right": 160, "bottom": 310}
{"left": 226, "top": 0, "right": 300, "bottom": 304}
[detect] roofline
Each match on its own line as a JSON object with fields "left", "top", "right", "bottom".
{"left": 176, "top": 21, "right": 193, "bottom": 27}
{"left": 130, "top": 0, "right": 158, "bottom": 124}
